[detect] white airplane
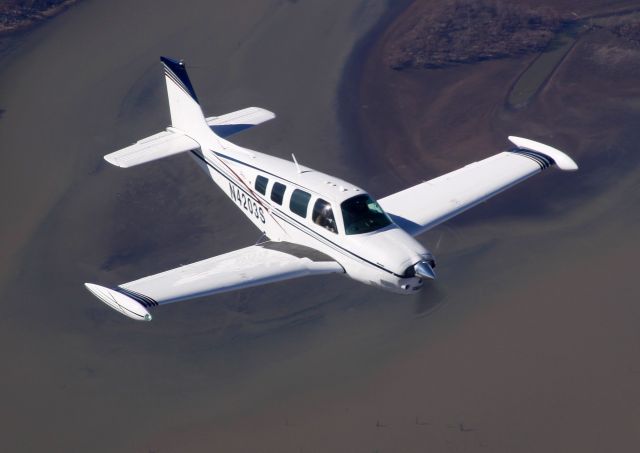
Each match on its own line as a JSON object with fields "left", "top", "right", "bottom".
{"left": 85, "top": 56, "right": 578, "bottom": 321}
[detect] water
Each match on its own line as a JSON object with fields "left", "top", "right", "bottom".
{"left": 1, "top": 0, "right": 639, "bottom": 451}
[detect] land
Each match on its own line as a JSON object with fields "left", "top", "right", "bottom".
{"left": 383, "top": 0, "right": 640, "bottom": 70}
{"left": 384, "top": 1, "right": 569, "bottom": 69}
{"left": 346, "top": 0, "right": 640, "bottom": 186}
{"left": 0, "top": 0, "right": 77, "bottom": 34}
{"left": 611, "top": 17, "right": 640, "bottom": 43}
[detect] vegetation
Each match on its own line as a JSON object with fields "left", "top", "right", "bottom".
{"left": 384, "top": 0, "right": 570, "bottom": 69}
{"left": 0, "top": 0, "right": 77, "bottom": 34}
{"left": 610, "top": 19, "right": 640, "bottom": 46}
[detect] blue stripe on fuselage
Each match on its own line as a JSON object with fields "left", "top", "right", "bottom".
{"left": 190, "top": 150, "right": 398, "bottom": 277}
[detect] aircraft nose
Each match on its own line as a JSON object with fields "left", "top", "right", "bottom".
{"left": 414, "top": 261, "right": 436, "bottom": 280}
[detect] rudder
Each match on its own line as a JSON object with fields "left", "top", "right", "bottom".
{"left": 161, "top": 56, "right": 208, "bottom": 135}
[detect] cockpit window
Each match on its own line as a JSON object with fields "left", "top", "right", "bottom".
{"left": 312, "top": 198, "right": 338, "bottom": 234}
{"left": 341, "top": 194, "right": 392, "bottom": 235}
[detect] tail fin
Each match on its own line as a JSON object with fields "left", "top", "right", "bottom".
{"left": 161, "top": 56, "right": 209, "bottom": 135}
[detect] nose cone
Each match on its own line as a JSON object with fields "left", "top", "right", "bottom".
{"left": 414, "top": 261, "right": 436, "bottom": 280}
{"left": 347, "top": 227, "right": 429, "bottom": 275}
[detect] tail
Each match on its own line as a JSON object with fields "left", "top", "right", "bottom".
{"left": 160, "top": 56, "right": 210, "bottom": 136}
{"left": 104, "top": 57, "right": 275, "bottom": 168}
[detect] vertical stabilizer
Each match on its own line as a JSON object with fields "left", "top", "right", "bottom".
{"left": 161, "top": 56, "right": 209, "bottom": 135}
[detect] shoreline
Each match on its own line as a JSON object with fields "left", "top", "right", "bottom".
{"left": 0, "top": 1, "right": 79, "bottom": 74}
{"left": 337, "top": 0, "right": 413, "bottom": 188}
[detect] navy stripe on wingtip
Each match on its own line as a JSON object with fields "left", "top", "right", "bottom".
{"left": 160, "top": 56, "right": 199, "bottom": 102}
{"left": 115, "top": 287, "right": 158, "bottom": 307}
{"left": 510, "top": 148, "right": 554, "bottom": 170}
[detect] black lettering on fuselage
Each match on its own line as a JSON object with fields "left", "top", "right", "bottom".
{"left": 229, "top": 183, "right": 239, "bottom": 202}
{"left": 228, "top": 182, "right": 265, "bottom": 224}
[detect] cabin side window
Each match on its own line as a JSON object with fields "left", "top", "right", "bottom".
{"left": 255, "top": 175, "right": 268, "bottom": 195}
{"left": 271, "top": 182, "right": 287, "bottom": 205}
{"left": 312, "top": 198, "right": 338, "bottom": 234}
{"left": 289, "top": 189, "right": 311, "bottom": 218}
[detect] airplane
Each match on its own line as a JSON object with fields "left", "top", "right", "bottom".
{"left": 84, "top": 56, "right": 578, "bottom": 321}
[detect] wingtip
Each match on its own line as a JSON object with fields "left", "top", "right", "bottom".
{"left": 84, "top": 283, "right": 152, "bottom": 321}
{"left": 103, "top": 154, "right": 118, "bottom": 166}
{"left": 508, "top": 136, "right": 578, "bottom": 171}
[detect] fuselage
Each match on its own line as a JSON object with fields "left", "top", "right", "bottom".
{"left": 188, "top": 131, "right": 433, "bottom": 294}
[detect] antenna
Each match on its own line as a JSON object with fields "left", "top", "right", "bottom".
{"left": 291, "top": 153, "right": 302, "bottom": 174}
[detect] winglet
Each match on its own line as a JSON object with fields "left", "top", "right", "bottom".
{"left": 508, "top": 136, "right": 578, "bottom": 171}
{"left": 84, "top": 283, "right": 152, "bottom": 321}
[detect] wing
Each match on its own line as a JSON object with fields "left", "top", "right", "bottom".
{"left": 379, "top": 137, "right": 578, "bottom": 237}
{"left": 85, "top": 242, "right": 343, "bottom": 321}
{"left": 205, "top": 106, "right": 276, "bottom": 138}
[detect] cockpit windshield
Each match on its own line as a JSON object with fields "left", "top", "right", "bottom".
{"left": 341, "top": 194, "right": 392, "bottom": 235}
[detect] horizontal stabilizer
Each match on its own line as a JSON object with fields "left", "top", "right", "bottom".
{"left": 104, "top": 129, "right": 199, "bottom": 168}
{"left": 206, "top": 107, "right": 275, "bottom": 138}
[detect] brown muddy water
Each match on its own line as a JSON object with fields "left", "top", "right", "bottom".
{"left": 1, "top": 0, "right": 639, "bottom": 452}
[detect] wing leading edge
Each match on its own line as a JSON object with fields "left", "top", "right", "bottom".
{"left": 379, "top": 137, "right": 577, "bottom": 237}
{"left": 85, "top": 242, "right": 343, "bottom": 321}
